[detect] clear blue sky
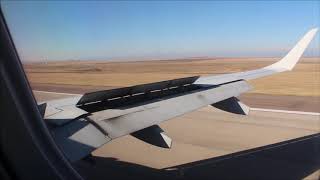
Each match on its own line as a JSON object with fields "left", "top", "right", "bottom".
{"left": 1, "top": 1, "right": 319, "bottom": 62}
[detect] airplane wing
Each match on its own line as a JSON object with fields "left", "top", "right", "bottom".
{"left": 40, "top": 28, "right": 318, "bottom": 162}
{"left": 194, "top": 28, "right": 318, "bottom": 85}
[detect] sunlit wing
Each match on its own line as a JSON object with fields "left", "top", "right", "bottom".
{"left": 39, "top": 28, "right": 318, "bottom": 162}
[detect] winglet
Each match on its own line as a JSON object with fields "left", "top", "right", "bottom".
{"left": 193, "top": 28, "right": 318, "bottom": 85}
{"left": 265, "top": 28, "right": 318, "bottom": 71}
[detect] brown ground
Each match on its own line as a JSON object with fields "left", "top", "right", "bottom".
{"left": 33, "top": 91, "right": 320, "bottom": 179}
{"left": 240, "top": 94, "right": 320, "bottom": 112}
{"left": 30, "top": 54, "right": 320, "bottom": 179}
{"left": 25, "top": 57, "right": 320, "bottom": 112}
{"left": 29, "top": 57, "right": 320, "bottom": 179}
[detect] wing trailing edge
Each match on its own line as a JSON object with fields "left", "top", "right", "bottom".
{"left": 49, "top": 80, "right": 251, "bottom": 161}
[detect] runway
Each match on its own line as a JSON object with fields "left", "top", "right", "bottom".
{"left": 33, "top": 90, "right": 320, "bottom": 179}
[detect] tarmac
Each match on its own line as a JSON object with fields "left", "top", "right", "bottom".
{"left": 33, "top": 90, "right": 320, "bottom": 179}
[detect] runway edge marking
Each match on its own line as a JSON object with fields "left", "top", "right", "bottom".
{"left": 250, "top": 108, "right": 320, "bottom": 116}
{"left": 33, "top": 90, "right": 80, "bottom": 96}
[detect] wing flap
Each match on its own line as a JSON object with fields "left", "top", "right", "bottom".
{"left": 90, "top": 80, "right": 252, "bottom": 139}
{"left": 51, "top": 118, "right": 111, "bottom": 162}
{"left": 45, "top": 105, "right": 88, "bottom": 126}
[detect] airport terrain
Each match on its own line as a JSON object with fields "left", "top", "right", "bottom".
{"left": 26, "top": 57, "right": 320, "bottom": 179}
{"left": 25, "top": 57, "right": 320, "bottom": 112}
{"left": 33, "top": 91, "right": 320, "bottom": 179}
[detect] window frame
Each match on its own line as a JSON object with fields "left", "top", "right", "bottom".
{"left": 0, "top": 8, "right": 82, "bottom": 180}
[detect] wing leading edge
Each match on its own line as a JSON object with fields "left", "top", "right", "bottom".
{"left": 41, "top": 28, "right": 318, "bottom": 162}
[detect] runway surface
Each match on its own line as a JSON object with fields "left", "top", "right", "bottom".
{"left": 33, "top": 90, "right": 320, "bottom": 179}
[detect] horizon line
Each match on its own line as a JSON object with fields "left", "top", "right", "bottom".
{"left": 22, "top": 55, "right": 320, "bottom": 64}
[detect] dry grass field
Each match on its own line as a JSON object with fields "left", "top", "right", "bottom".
{"left": 24, "top": 57, "right": 320, "bottom": 96}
